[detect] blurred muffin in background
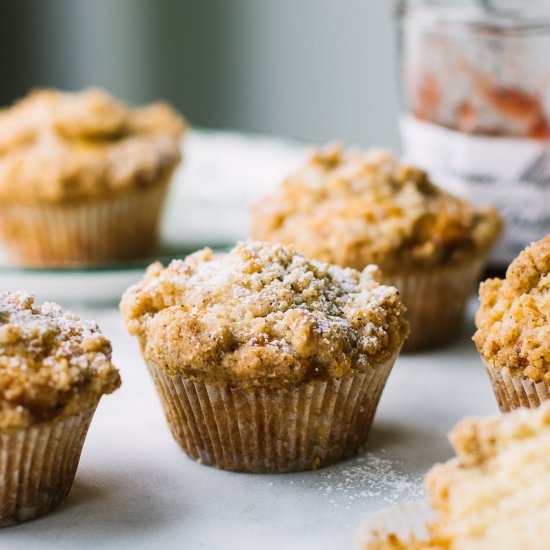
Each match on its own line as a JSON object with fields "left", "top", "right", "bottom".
{"left": 251, "top": 145, "right": 502, "bottom": 351}
{"left": 474, "top": 235, "right": 550, "bottom": 412}
{"left": 0, "top": 88, "right": 186, "bottom": 267}
{"left": 121, "top": 240, "right": 408, "bottom": 473}
{"left": 0, "top": 291, "right": 120, "bottom": 525}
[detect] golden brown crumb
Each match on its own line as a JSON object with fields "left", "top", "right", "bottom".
{"left": 364, "top": 404, "right": 550, "bottom": 549}
{"left": 120, "top": 241, "right": 409, "bottom": 387}
{"left": 362, "top": 532, "right": 413, "bottom": 549}
{"left": 0, "top": 292, "right": 120, "bottom": 429}
{"left": 363, "top": 533, "right": 445, "bottom": 549}
{"left": 0, "top": 88, "right": 186, "bottom": 203}
{"left": 474, "top": 235, "right": 550, "bottom": 382}
{"left": 250, "top": 145, "right": 502, "bottom": 274}
{"left": 425, "top": 403, "right": 550, "bottom": 549}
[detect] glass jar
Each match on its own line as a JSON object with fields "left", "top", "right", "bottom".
{"left": 397, "top": 0, "right": 550, "bottom": 269}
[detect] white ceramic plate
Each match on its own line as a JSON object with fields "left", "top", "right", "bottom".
{"left": 356, "top": 500, "right": 435, "bottom": 548}
{"left": 0, "top": 245, "right": 226, "bottom": 305}
{"left": 0, "top": 129, "right": 307, "bottom": 304}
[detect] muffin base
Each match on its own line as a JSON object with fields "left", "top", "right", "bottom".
{"left": 485, "top": 365, "right": 550, "bottom": 412}
{"left": 0, "top": 407, "right": 96, "bottom": 527}
{"left": 0, "top": 180, "right": 170, "bottom": 268}
{"left": 147, "top": 358, "right": 397, "bottom": 473}
{"left": 387, "top": 255, "right": 486, "bottom": 352}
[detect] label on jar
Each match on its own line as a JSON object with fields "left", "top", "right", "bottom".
{"left": 400, "top": 114, "right": 550, "bottom": 265}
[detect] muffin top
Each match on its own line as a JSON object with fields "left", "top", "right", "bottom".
{"left": 251, "top": 146, "right": 502, "bottom": 274}
{"left": 365, "top": 403, "right": 550, "bottom": 549}
{"left": 0, "top": 88, "right": 186, "bottom": 203}
{"left": 121, "top": 241, "right": 409, "bottom": 388}
{"left": 0, "top": 292, "right": 120, "bottom": 429}
{"left": 426, "top": 403, "right": 550, "bottom": 549}
{"left": 474, "top": 235, "right": 550, "bottom": 383}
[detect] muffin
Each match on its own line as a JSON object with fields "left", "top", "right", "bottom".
{"left": 0, "top": 88, "right": 186, "bottom": 267}
{"left": 120, "top": 241, "right": 408, "bottom": 473}
{"left": 251, "top": 146, "right": 502, "bottom": 351}
{"left": 362, "top": 403, "right": 550, "bottom": 549}
{"left": 474, "top": 235, "right": 550, "bottom": 412}
{"left": 0, "top": 291, "right": 120, "bottom": 525}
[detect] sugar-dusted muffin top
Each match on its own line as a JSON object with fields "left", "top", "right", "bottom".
{"left": 0, "top": 292, "right": 121, "bottom": 429}
{"left": 0, "top": 88, "right": 186, "bottom": 203}
{"left": 474, "top": 235, "right": 550, "bottom": 383}
{"left": 251, "top": 146, "right": 502, "bottom": 274}
{"left": 364, "top": 403, "right": 550, "bottom": 550}
{"left": 121, "top": 241, "right": 409, "bottom": 387}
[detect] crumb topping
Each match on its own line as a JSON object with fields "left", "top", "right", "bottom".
{"left": 0, "top": 292, "right": 120, "bottom": 429}
{"left": 364, "top": 403, "right": 550, "bottom": 550}
{"left": 447, "top": 402, "right": 550, "bottom": 467}
{"left": 363, "top": 534, "right": 444, "bottom": 549}
{"left": 365, "top": 403, "right": 550, "bottom": 549}
{"left": 120, "top": 241, "right": 409, "bottom": 387}
{"left": 425, "top": 403, "right": 550, "bottom": 549}
{"left": 364, "top": 402, "right": 550, "bottom": 550}
{"left": 474, "top": 235, "right": 550, "bottom": 382}
{"left": 251, "top": 145, "right": 502, "bottom": 273}
{"left": 0, "top": 88, "right": 186, "bottom": 202}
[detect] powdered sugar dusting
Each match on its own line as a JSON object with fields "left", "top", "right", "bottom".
{"left": 121, "top": 240, "right": 409, "bottom": 384}
{"left": 313, "top": 452, "right": 424, "bottom": 509}
{"left": 0, "top": 291, "right": 120, "bottom": 428}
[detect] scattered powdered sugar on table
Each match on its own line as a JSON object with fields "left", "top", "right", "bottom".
{"left": 312, "top": 451, "right": 424, "bottom": 509}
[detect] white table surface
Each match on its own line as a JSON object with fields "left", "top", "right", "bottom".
{"left": 2, "top": 300, "right": 499, "bottom": 550}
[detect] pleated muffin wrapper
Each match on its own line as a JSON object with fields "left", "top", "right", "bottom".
{"left": 386, "top": 254, "right": 487, "bottom": 352}
{"left": 356, "top": 500, "right": 435, "bottom": 549}
{"left": 0, "top": 178, "right": 171, "bottom": 268}
{"left": 0, "top": 405, "right": 97, "bottom": 527}
{"left": 147, "top": 355, "right": 398, "bottom": 474}
{"left": 485, "top": 364, "right": 550, "bottom": 413}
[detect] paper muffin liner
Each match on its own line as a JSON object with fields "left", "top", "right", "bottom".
{"left": 357, "top": 500, "right": 434, "bottom": 549}
{"left": 0, "top": 179, "right": 170, "bottom": 268}
{"left": 0, "top": 407, "right": 96, "bottom": 527}
{"left": 485, "top": 364, "right": 550, "bottom": 412}
{"left": 387, "top": 255, "right": 487, "bottom": 352}
{"left": 146, "top": 356, "right": 397, "bottom": 473}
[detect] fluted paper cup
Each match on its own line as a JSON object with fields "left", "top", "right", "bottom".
{"left": 0, "top": 179, "right": 171, "bottom": 268}
{"left": 387, "top": 255, "right": 486, "bottom": 352}
{"left": 146, "top": 356, "right": 398, "bottom": 473}
{"left": 357, "top": 500, "right": 434, "bottom": 549}
{"left": 0, "top": 407, "right": 96, "bottom": 527}
{"left": 485, "top": 365, "right": 550, "bottom": 412}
